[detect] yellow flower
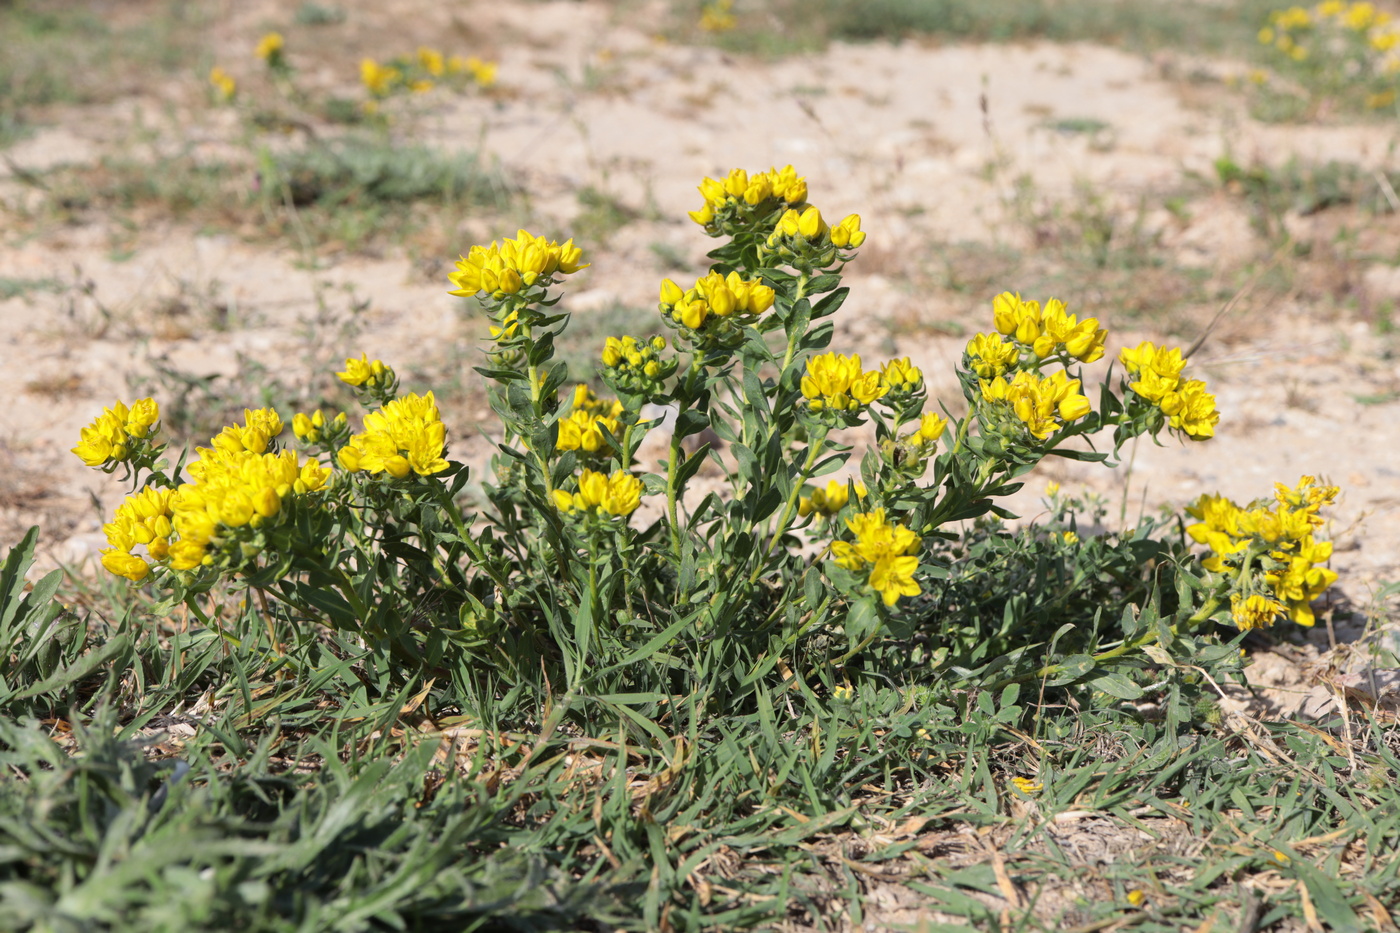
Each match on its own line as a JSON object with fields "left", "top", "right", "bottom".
{"left": 880, "top": 357, "right": 923, "bottom": 392}
{"left": 981, "top": 370, "right": 1090, "bottom": 440}
{"left": 255, "top": 32, "right": 284, "bottom": 62}
{"left": 209, "top": 66, "right": 236, "bottom": 100}
{"left": 1345, "top": 2, "right": 1377, "bottom": 30}
{"left": 801, "top": 352, "right": 887, "bottom": 412}
{"left": 869, "top": 555, "right": 920, "bottom": 606}
{"left": 965, "top": 332, "right": 1020, "bottom": 379}
{"left": 337, "top": 354, "right": 396, "bottom": 391}
{"left": 557, "top": 407, "right": 621, "bottom": 455}
{"left": 462, "top": 56, "right": 498, "bottom": 88}
{"left": 72, "top": 399, "right": 160, "bottom": 467}
{"left": 361, "top": 59, "right": 401, "bottom": 97}
{"left": 1157, "top": 378, "right": 1219, "bottom": 439}
{"left": 1231, "top": 593, "right": 1283, "bottom": 631}
{"left": 101, "top": 549, "right": 151, "bottom": 582}
{"left": 417, "top": 47, "right": 445, "bottom": 77}
{"left": 912, "top": 412, "right": 948, "bottom": 447}
{"left": 831, "top": 508, "right": 922, "bottom": 606}
{"left": 166, "top": 446, "right": 330, "bottom": 570}
{"left": 555, "top": 469, "right": 644, "bottom": 518}
{"left": 832, "top": 684, "right": 854, "bottom": 701}
{"left": 448, "top": 230, "right": 588, "bottom": 299}
{"left": 1031, "top": 299, "right": 1107, "bottom": 363}
{"left": 661, "top": 270, "right": 776, "bottom": 331}
{"left": 1010, "top": 776, "right": 1042, "bottom": 795}
{"left": 700, "top": 0, "right": 736, "bottom": 31}
{"left": 798, "top": 479, "right": 865, "bottom": 517}
{"left": 830, "top": 214, "right": 866, "bottom": 249}
{"left": 340, "top": 393, "right": 450, "bottom": 477}
{"left": 689, "top": 166, "right": 807, "bottom": 226}
{"left": 991, "top": 292, "right": 1043, "bottom": 345}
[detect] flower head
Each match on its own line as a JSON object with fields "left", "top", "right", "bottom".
{"left": 1119, "top": 342, "right": 1217, "bottom": 441}
{"left": 72, "top": 399, "right": 161, "bottom": 468}
{"left": 448, "top": 230, "right": 588, "bottom": 302}
{"left": 801, "top": 352, "right": 887, "bottom": 413}
{"left": 338, "top": 393, "right": 450, "bottom": 478}
{"left": 981, "top": 370, "right": 1091, "bottom": 441}
{"left": 689, "top": 165, "right": 808, "bottom": 231}
{"left": 255, "top": 32, "right": 285, "bottom": 66}
{"left": 209, "top": 66, "right": 236, "bottom": 101}
{"left": 552, "top": 469, "right": 644, "bottom": 518}
{"left": 830, "top": 508, "right": 922, "bottom": 606}
{"left": 798, "top": 479, "right": 865, "bottom": 518}
{"left": 965, "top": 332, "right": 1020, "bottom": 380}
{"left": 658, "top": 270, "right": 775, "bottom": 334}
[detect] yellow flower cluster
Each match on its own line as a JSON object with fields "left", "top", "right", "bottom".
{"left": 700, "top": 0, "right": 737, "bottom": 31}
{"left": 552, "top": 469, "right": 644, "bottom": 518}
{"left": 558, "top": 385, "right": 625, "bottom": 455}
{"left": 72, "top": 398, "right": 160, "bottom": 467}
{"left": 337, "top": 354, "right": 397, "bottom": 393}
{"left": 255, "top": 32, "right": 284, "bottom": 63}
{"left": 992, "top": 292, "right": 1106, "bottom": 363}
{"left": 981, "top": 370, "right": 1091, "bottom": 440}
{"left": 199, "top": 408, "right": 283, "bottom": 459}
{"left": 1186, "top": 476, "right": 1340, "bottom": 628}
{"left": 338, "top": 393, "right": 450, "bottom": 478}
{"left": 766, "top": 206, "right": 866, "bottom": 250}
{"left": 1119, "top": 342, "right": 1219, "bottom": 440}
{"left": 209, "top": 66, "right": 236, "bottom": 101}
{"left": 601, "top": 335, "right": 676, "bottom": 395}
{"left": 965, "top": 332, "right": 1021, "bottom": 380}
{"left": 101, "top": 488, "right": 176, "bottom": 582}
{"left": 1260, "top": 2, "right": 1400, "bottom": 67}
{"left": 880, "top": 357, "right": 923, "bottom": 400}
{"left": 170, "top": 447, "right": 332, "bottom": 571}
{"left": 801, "top": 352, "right": 888, "bottom": 412}
{"left": 602, "top": 335, "right": 667, "bottom": 374}
{"left": 688, "top": 165, "right": 807, "bottom": 227}
{"left": 448, "top": 230, "right": 587, "bottom": 300}
{"left": 361, "top": 50, "right": 496, "bottom": 100}
{"left": 292, "top": 410, "right": 346, "bottom": 445}
{"left": 909, "top": 411, "right": 949, "bottom": 448}
{"left": 831, "top": 509, "right": 922, "bottom": 606}
{"left": 659, "top": 271, "right": 775, "bottom": 330}
{"left": 798, "top": 479, "right": 866, "bottom": 518}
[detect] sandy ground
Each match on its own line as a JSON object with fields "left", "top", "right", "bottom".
{"left": 3, "top": 0, "right": 1400, "bottom": 714}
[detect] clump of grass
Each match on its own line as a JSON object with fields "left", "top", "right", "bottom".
{"left": 26, "top": 137, "right": 510, "bottom": 253}
{"left": 1216, "top": 154, "right": 1400, "bottom": 239}
{"left": 744, "top": 0, "right": 1280, "bottom": 51}
{"left": 0, "top": 1, "right": 205, "bottom": 147}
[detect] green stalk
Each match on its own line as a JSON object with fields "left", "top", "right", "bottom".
{"left": 753, "top": 425, "right": 829, "bottom": 584}
{"left": 986, "top": 592, "right": 1225, "bottom": 691}
{"left": 779, "top": 273, "right": 811, "bottom": 375}
{"left": 665, "top": 355, "right": 705, "bottom": 560}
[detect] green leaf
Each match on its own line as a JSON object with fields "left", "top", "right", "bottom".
{"left": 1047, "top": 653, "right": 1095, "bottom": 686}
{"left": 675, "top": 408, "right": 709, "bottom": 440}
{"left": 1087, "top": 670, "right": 1145, "bottom": 700}
{"left": 845, "top": 596, "right": 880, "bottom": 649}
{"left": 13, "top": 633, "right": 133, "bottom": 701}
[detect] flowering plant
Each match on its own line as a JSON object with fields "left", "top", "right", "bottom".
{"left": 74, "top": 167, "right": 1339, "bottom": 716}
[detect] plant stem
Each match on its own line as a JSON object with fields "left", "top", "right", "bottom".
{"left": 753, "top": 426, "right": 829, "bottom": 584}
{"left": 779, "top": 273, "right": 810, "bottom": 375}
{"left": 986, "top": 593, "right": 1224, "bottom": 691}
{"left": 665, "top": 355, "right": 705, "bottom": 561}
